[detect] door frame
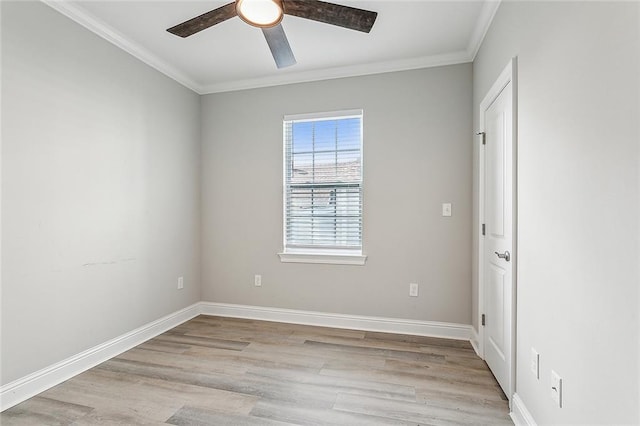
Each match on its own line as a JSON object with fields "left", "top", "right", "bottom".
{"left": 477, "top": 57, "right": 518, "bottom": 403}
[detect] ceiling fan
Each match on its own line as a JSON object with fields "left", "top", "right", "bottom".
{"left": 167, "top": 0, "right": 378, "bottom": 69}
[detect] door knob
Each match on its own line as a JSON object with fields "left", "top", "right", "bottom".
{"left": 495, "top": 251, "right": 511, "bottom": 262}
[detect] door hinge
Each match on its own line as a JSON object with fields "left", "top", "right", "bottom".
{"left": 481, "top": 314, "right": 486, "bottom": 326}
{"left": 482, "top": 223, "right": 486, "bottom": 236}
{"left": 476, "top": 132, "right": 486, "bottom": 145}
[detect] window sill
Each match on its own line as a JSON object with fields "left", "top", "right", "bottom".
{"left": 278, "top": 251, "right": 367, "bottom": 266}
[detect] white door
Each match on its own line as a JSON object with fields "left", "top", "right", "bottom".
{"left": 482, "top": 74, "right": 514, "bottom": 399}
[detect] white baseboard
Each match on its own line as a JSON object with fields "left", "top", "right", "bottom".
{"left": 200, "top": 302, "right": 472, "bottom": 341}
{"left": 1, "top": 301, "right": 473, "bottom": 413}
{"left": 0, "top": 303, "right": 201, "bottom": 412}
{"left": 470, "top": 327, "right": 481, "bottom": 357}
{"left": 511, "top": 393, "right": 537, "bottom": 426}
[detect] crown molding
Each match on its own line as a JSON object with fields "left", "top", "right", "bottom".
{"left": 200, "top": 50, "right": 472, "bottom": 94}
{"left": 467, "top": 0, "right": 502, "bottom": 60}
{"left": 41, "top": 0, "right": 203, "bottom": 94}
{"left": 41, "top": 0, "right": 500, "bottom": 96}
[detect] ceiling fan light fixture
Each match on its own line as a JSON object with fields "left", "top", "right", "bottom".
{"left": 236, "top": 0, "right": 284, "bottom": 28}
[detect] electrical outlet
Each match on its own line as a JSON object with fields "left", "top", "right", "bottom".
{"left": 177, "top": 276, "right": 184, "bottom": 290}
{"left": 254, "top": 275, "right": 262, "bottom": 287}
{"left": 409, "top": 283, "right": 419, "bottom": 297}
{"left": 551, "top": 370, "right": 562, "bottom": 407}
{"left": 531, "top": 348, "right": 540, "bottom": 379}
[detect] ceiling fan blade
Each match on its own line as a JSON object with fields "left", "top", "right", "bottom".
{"left": 262, "top": 24, "right": 297, "bottom": 68}
{"left": 283, "top": 0, "right": 377, "bottom": 33}
{"left": 167, "top": 2, "right": 237, "bottom": 38}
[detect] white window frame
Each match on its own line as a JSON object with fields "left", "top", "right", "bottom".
{"left": 278, "top": 109, "right": 367, "bottom": 266}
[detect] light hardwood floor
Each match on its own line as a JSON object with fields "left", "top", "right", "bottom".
{"left": 1, "top": 315, "right": 512, "bottom": 425}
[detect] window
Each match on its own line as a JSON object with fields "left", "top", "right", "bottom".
{"left": 279, "top": 110, "right": 366, "bottom": 265}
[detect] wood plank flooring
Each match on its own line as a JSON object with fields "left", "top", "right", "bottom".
{"left": 1, "top": 315, "right": 512, "bottom": 425}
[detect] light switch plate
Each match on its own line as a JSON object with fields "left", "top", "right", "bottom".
{"left": 531, "top": 348, "right": 540, "bottom": 379}
{"left": 551, "top": 370, "right": 562, "bottom": 407}
{"left": 442, "top": 203, "right": 452, "bottom": 217}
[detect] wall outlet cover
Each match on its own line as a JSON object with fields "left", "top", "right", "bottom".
{"left": 409, "top": 283, "right": 419, "bottom": 297}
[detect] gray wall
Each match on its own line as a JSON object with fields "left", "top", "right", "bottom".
{"left": 473, "top": 1, "right": 639, "bottom": 424}
{"left": 200, "top": 64, "right": 473, "bottom": 324}
{"left": 1, "top": 1, "right": 201, "bottom": 384}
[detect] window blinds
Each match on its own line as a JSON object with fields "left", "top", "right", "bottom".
{"left": 283, "top": 110, "right": 363, "bottom": 252}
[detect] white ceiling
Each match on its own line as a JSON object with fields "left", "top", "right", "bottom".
{"left": 46, "top": 0, "right": 500, "bottom": 94}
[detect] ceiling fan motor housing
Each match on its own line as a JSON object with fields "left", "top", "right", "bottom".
{"left": 236, "top": 0, "right": 284, "bottom": 28}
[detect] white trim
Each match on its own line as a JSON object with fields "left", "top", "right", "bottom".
{"left": 278, "top": 252, "right": 367, "bottom": 266}
{"left": 477, "top": 131, "right": 486, "bottom": 358}
{"left": 470, "top": 326, "right": 481, "bottom": 357}
{"left": 479, "top": 61, "right": 514, "bottom": 114}
{"left": 37, "top": 0, "right": 472, "bottom": 95}
{"left": 200, "top": 51, "right": 471, "bottom": 94}
{"left": 284, "top": 109, "right": 363, "bottom": 122}
{"left": 200, "top": 302, "right": 471, "bottom": 341}
{"left": 466, "top": 1, "right": 502, "bottom": 60}
{"left": 0, "top": 303, "right": 201, "bottom": 412}
{"left": 282, "top": 111, "right": 365, "bottom": 261}
{"left": 41, "top": 0, "right": 202, "bottom": 94}
{"left": 0, "top": 302, "right": 473, "bottom": 412}
{"left": 39, "top": 0, "right": 499, "bottom": 96}
{"left": 510, "top": 393, "right": 537, "bottom": 426}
